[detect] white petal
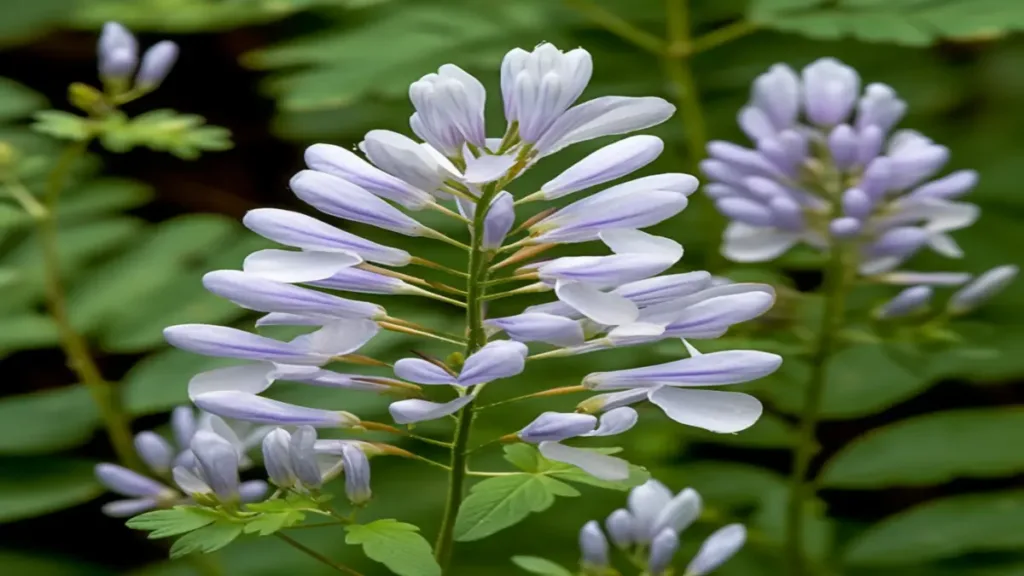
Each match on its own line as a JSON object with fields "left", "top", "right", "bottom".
{"left": 538, "top": 441, "right": 629, "bottom": 481}
{"left": 556, "top": 280, "right": 639, "bottom": 326}
{"left": 583, "top": 407, "right": 638, "bottom": 437}
{"left": 458, "top": 340, "right": 528, "bottom": 386}
{"left": 600, "top": 229, "right": 683, "bottom": 261}
{"left": 293, "top": 320, "right": 380, "bottom": 357}
{"left": 187, "top": 363, "right": 277, "bottom": 400}
{"left": 607, "top": 322, "right": 666, "bottom": 340}
{"left": 393, "top": 358, "right": 456, "bottom": 385}
{"left": 536, "top": 96, "right": 676, "bottom": 155}
{"left": 389, "top": 396, "right": 474, "bottom": 424}
{"left": 648, "top": 388, "right": 763, "bottom": 433}
{"left": 927, "top": 232, "right": 963, "bottom": 258}
{"left": 686, "top": 524, "right": 747, "bottom": 576}
{"left": 243, "top": 249, "right": 361, "bottom": 283}
{"left": 463, "top": 153, "right": 517, "bottom": 184}
{"left": 721, "top": 222, "right": 800, "bottom": 263}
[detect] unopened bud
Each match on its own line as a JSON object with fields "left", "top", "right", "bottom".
{"left": 579, "top": 520, "right": 609, "bottom": 568}
{"left": 68, "top": 83, "right": 105, "bottom": 113}
{"left": 136, "top": 41, "right": 179, "bottom": 90}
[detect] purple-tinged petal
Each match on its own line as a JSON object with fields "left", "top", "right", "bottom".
{"left": 802, "top": 57, "right": 860, "bottom": 126}
{"left": 389, "top": 395, "right": 474, "bottom": 424}
{"left": 171, "top": 406, "right": 196, "bottom": 451}
{"left": 485, "top": 313, "right": 585, "bottom": 347}
{"left": 243, "top": 208, "right": 411, "bottom": 267}
{"left": 830, "top": 217, "right": 862, "bottom": 239}
{"left": 556, "top": 280, "right": 639, "bottom": 326}
{"left": 135, "top": 41, "right": 178, "bottom": 89}
{"left": 459, "top": 340, "right": 528, "bottom": 386}
{"left": 842, "top": 188, "right": 873, "bottom": 220}
{"left": 134, "top": 432, "right": 174, "bottom": 475}
{"left": 194, "top": 391, "right": 360, "bottom": 428}
{"left": 191, "top": 430, "right": 240, "bottom": 500}
{"left": 606, "top": 509, "right": 636, "bottom": 548}
{"left": 583, "top": 407, "right": 638, "bottom": 437}
{"left": 948, "top": 265, "right": 1018, "bottom": 314}
{"left": 164, "top": 324, "right": 326, "bottom": 365}
{"left": 102, "top": 498, "right": 160, "bottom": 518}
{"left": 738, "top": 106, "right": 775, "bottom": 142}
{"left": 172, "top": 466, "right": 209, "bottom": 495}
{"left": 649, "top": 388, "right": 763, "bottom": 433}
{"left": 239, "top": 481, "right": 269, "bottom": 503}
{"left": 721, "top": 222, "right": 800, "bottom": 263}
{"left": 483, "top": 191, "right": 515, "bottom": 250}
{"left": 309, "top": 267, "right": 410, "bottom": 295}
{"left": 716, "top": 197, "right": 774, "bottom": 227}
{"left": 262, "top": 428, "right": 296, "bottom": 487}
{"left": 752, "top": 64, "right": 800, "bottom": 130}
{"left": 95, "top": 463, "right": 172, "bottom": 498}
{"left": 686, "top": 524, "right": 747, "bottom": 576}
{"left": 290, "top": 170, "right": 428, "bottom": 236}
{"left": 305, "top": 143, "right": 434, "bottom": 209}
{"left": 533, "top": 190, "right": 689, "bottom": 244}
{"left": 768, "top": 196, "right": 805, "bottom": 231}
{"left": 534, "top": 96, "right": 675, "bottom": 156}
{"left": 541, "top": 135, "right": 664, "bottom": 200}
{"left": 583, "top": 350, "right": 782, "bottom": 390}
{"left": 361, "top": 130, "right": 457, "bottom": 193}
{"left": 615, "top": 272, "right": 713, "bottom": 307}
{"left": 518, "top": 412, "right": 598, "bottom": 443}
{"left": 628, "top": 480, "right": 673, "bottom": 543}
{"left": 647, "top": 528, "right": 680, "bottom": 575}
{"left": 652, "top": 488, "right": 701, "bottom": 536}
{"left": 828, "top": 124, "right": 858, "bottom": 169}
{"left": 393, "top": 358, "right": 456, "bottom": 385}
{"left": 579, "top": 520, "right": 610, "bottom": 568}
{"left": 463, "top": 154, "right": 516, "bottom": 184}
{"left": 856, "top": 83, "right": 906, "bottom": 133}
{"left": 203, "top": 270, "right": 384, "bottom": 320}
{"left": 876, "top": 285, "right": 933, "bottom": 319}
{"left": 857, "top": 125, "right": 884, "bottom": 165}
{"left": 340, "top": 442, "right": 372, "bottom": 504}
{"left": 906, "top": 169, "right": 978, "bottom": 202}
{"left": 289, "top": 426, "right": 322, "bottom": 488}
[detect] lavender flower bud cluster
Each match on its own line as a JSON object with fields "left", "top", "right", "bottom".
{"left": 703, "top": 57, "right": 1016, "bottom": 319}
{"left": 261, "top": 426, "right": 373, "bottom": 504}
{"left": 162, "top": 42, "right": 782, "bottom": 485}
{"left": 94, "top": 407, "right": 268, "bottom": 516}
{"left": 97, "top": 22, "right": 178, "bottom": 90}
{"left": 578, "top": 480, "right": 746, "bottom": 575}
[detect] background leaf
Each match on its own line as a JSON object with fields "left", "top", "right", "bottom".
{"left": 0, "top": 458, "right": 102, "bottom": 523}
{"left": 345, "top": 519, "right": 441, "bottom": 576}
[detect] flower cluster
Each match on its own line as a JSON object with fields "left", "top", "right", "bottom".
{"left": 577, "top": 480, "right": 746, "bottom": 575}
{"left": 161, "top": 42, "right": 782, "bottom": 485}
{"left": 702, "top": 58, "right": 1016, "bottom": 315}
{"left": 94, "top": 407, "right": 268, "bottom": 516}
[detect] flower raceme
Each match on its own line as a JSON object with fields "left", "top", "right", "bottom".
{"left": 703, "top": 57, "right": 1015, "bottom": 319}
{"left": 161, "top": 43, "right": 780, "bottom": 515}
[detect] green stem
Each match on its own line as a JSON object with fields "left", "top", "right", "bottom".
{"left": 433, "top": 186, "right": 498, "bottom": 571}
{"left": 689, "top": 20, "right": 758, "bottom": 55}
{"left": 663, "top": 0, "right": 722, "bottom": 271}
{"left": 276, "top": 533, "right": 364, "bottom": 575}
{"left": 785, "top": 246, "right": 850, "bottom": 576}
{"left": 37, "top": 141, "right": 141, "bottom": 469}
{"left": 563, "top": 0, "right": 664, "bottom": 55}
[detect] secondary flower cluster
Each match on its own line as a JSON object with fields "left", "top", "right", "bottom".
{"left": 95, "top": 407, "right": 268, "bottom": 516}
{"left": 703, "top": 57, "right": 1016, "bottom": 318}
{"left": 578, "top": 480, "right": 745, "bottom": 575}
{"left": 162, "top": 42, "right": 782, "bottom": 483}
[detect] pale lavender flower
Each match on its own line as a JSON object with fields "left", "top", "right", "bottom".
{"left": 262, "top": 428, "right": 297, "bottom": 488}
{"left": 190, "top": 430, "right": 240, "bottom": 501}
{"left": 340, "top": 442, "right": 372, "bottom": 504}
{"left": 134, "top": 431, "right": 174, "bottom": 475}
{"left": 605, "top": 509, "right": 635, "bottom": 548}
{"left": 194, "top": 391, "right": 360, "bottom": 428}
{"left": 389, "top": 396, "right": 474, "bottom": 425}
{"left": 98, "top": 22, "right": 137, "bottom": 80}
{"left": 410, "top": 64, "right": 487, "bottom": 155}
{"left": 305, "top": 143, "right": 435, "bottom": 209}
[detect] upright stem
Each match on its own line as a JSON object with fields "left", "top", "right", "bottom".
{"left": 36, "top": 141, "right": 141, "bottom": 469}
{"left": 663, "top": 0, "right": 723, "bottom": 270}
{"left": 785, "top": 246, "right": 850, "bottom": 575}
{"left": 433, "top": 187, "right": 497, "bottom": 570}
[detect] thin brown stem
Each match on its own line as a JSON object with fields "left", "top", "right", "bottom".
{"left": 276, "top": 533, "right": 364, "bottom": 575}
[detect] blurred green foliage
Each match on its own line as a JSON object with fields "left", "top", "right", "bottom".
{"left": 0, "top": 0, "right": 1023, "bottom": 575}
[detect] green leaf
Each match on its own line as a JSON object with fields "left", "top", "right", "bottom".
{"left": 72, "top": 0, "right": 358, "bottom": 32}
{"left": 126, "top": 507, "right": 221, "bottom": 539}
{"left": 58, "top": 178, "right": 154, "bottom": 222}
{"left": 761, "top": 344, "right": 931, "bottom": 419}
{"left": 0, "top": 78, "right": 47, "bottom": 122}
{"left": 753, "top": 490, "right": 835, "bottom": 562}
{"left": 169, "top": 520, "right": 244, "bottom": 559}
{"left": 454, "top": 475, "right": 559, "bottom": 542}
{"left": 31, "top": 110, "right": 92, "bottom": 141}
{"left": 98, "top": 109, "right": 232, "bottom": 159}
{"left": 503, "top": 443, "right": 543, "bottom": 472}
{"left": 820, "top": 408, "right": 1024, "bottom": 488}
{"left": 511, "top": 555, "right": 574, "bottom": 576}
{"left": 345, "top": 519, "right": 441, "bottom": 576}
{"left": 844, "top": 490, "right": 1024, "bottom": 566}
{"left": 0, "top": 458, "right": 103, "bottom": 523}
{"left": 749, "top": 0, "right": 1024, "bottom": 46}
{"left": 0, "top": 0, "right": 76, "bottom": 46}
{"left": 0, "top": 313, "right": 60, "bottom": 352}
{"left": 0, "top": 385, "right": 99, "bottom": 454}
{"left": 243, "top": 510, "right": 306, "bottom": 536}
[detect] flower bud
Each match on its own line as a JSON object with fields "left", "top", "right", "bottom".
{"left": 262, "top": 428, "right": 296, "bottom": 488}
{"left": 134, "top": 431, "right": 174, "bottom": 475}
{"left": 518, "top": 412, "right": 597, "bottom": 443}
{"left": 605, "top": 508, "right": 635, "bottom": 548}
{"left": 579, "top": 520, "right": 609, "bottom": 568}
{"left": 341, "top": 442, "right": 372, "bottom": 505}
{"left": 948, "top": 265, "right": 1018, "bottom": 315}
{"left": 97, "top": 22, "right": 137, "bottom": 81}
{"left": 190, "top": 430, "right": 240, "bottom": 501}
{"left": 875, "top": 285, "right": 933, "bottom": 319}
{"left": 647, "top": 528, "right": 680, "bottom": 575}
{"left": 651, "top": 487, "right": 701, "bottom": 536}
{"left": 685, "top": 524, "right": 747, "bottom": 575}
{"left": 136, "top": 41, "right": 179, "bottom": 90}
{"left": 289, "top": 426, "right": 322, "bottom": 489}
